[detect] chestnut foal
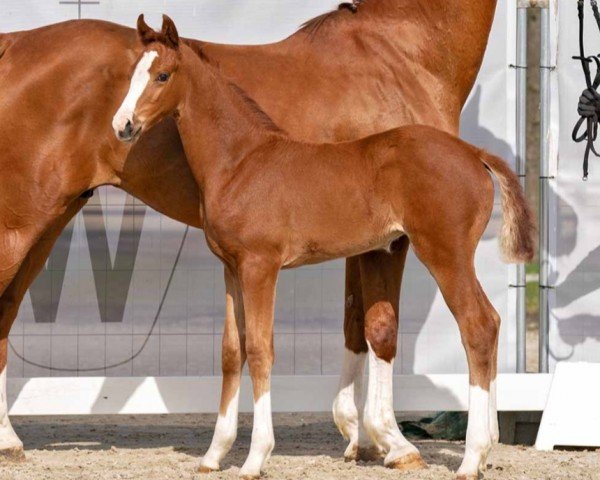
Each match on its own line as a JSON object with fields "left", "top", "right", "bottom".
{"left": 112, "top": 17, "right": 534, "bottom": 480}
{"left": 0, "top": 2, "right": 497, "bottom": 466}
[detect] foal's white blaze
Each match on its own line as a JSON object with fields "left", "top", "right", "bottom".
{"left": 457, "top": 385, "right": 492, "bottom": 476}
{"left": 363, "top": 342, "right": 419, "bottom": 465}
{"left": 240, "top": 391, "right": 274, "bottom": 478}
{"left": 200, "top": 387, "right": 240, "bottom": 471}
{"left": 332, "top": 349, "right": 368, "bottom": 458}
{"left": 112, "top": 50, "right": 159, "bottom": 134}
{"left": 0, "top": 367, "right": 22, "bottom": 450}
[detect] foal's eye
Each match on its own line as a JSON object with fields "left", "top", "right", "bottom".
{"left": 156, "top": 72, "right": 170, "bottom": 83}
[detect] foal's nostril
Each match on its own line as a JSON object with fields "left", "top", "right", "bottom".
{"left": 118, "top": 120, "right": 134, "bottom": 140}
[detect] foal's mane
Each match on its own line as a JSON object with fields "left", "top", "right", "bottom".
{"left": 179, "top": 2, "right": 369, "bottom": 134}
{"left": 183, "top": 41, "right": 284, "bottom": 134}
{"left": 227, "top": 82, "right": 285, "bottom": 134}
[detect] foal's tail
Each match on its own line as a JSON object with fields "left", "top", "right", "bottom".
{"left": 479, "top": 151, "right": 536, "bottom": 263}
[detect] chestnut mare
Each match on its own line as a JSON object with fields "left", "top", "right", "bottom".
{"left": 0, "top": 0, "right": 497, "bottom": 473}
{"left": 113, "top": 16, "right": 535, "bottom": 480}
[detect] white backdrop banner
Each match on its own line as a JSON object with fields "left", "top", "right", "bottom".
{"left": 0, "top": 1, "right": 518, "bottom": 383}
{"left": 547, "top": 0, "right": 600, "bottom": 370}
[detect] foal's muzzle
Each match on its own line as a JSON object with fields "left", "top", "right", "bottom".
{"left": 116, "top": 119, "right": 142, "bottom": 143}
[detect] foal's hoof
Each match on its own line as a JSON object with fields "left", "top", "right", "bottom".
{"left": 386, "top": 452, "right": 427, "bottom": 471}
{"left": 0, "top": 446, "right": 26, "bottom": 463}
{"left": 456, "top": 475, "right": 479, "bottom": 480}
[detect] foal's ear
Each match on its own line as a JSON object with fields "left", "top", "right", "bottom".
{"left": 137, "top": 14, "right": 157, "bottom": 45}
{"left": 161, "top": 14, "right": 180, "bottom": 49}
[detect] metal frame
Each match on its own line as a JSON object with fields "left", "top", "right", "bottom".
{"left": 58, "top": 0, "right": 99, "bottom": 18}
{"left": 515, "top": 5, "right": 529, "bottom": 373}
{"left": 516, "top": 0, "right": 552, "bottom": 374}
{"left": 539, "top": 4, "right": 552, "bottom": 374}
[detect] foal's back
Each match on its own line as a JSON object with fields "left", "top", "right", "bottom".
{"left": 222, "top": 125, "right": 495, "bottom": 268}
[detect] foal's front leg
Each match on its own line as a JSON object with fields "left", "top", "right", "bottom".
{"left": 200, "top": 267, "right": 246, "bottom": 472}
{"left": 236, "top": 258, "right": 278, "bottom": 479}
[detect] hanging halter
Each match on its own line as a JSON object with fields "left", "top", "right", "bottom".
{"left": 573, "top": 0, "right": 600, "bottom": 180}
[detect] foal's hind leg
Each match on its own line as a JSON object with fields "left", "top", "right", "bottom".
{"left": 359, "top": 239, "right": 426, "bottom": 470}
{"left": 411, "top": 238, "right": 499, "bottom": 480}
{"left": 200, "top": 267, "right": 246, "bottom": 473}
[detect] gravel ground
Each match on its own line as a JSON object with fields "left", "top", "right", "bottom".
{"left": 0, "top": 413, "right": 598, "bottom": 480}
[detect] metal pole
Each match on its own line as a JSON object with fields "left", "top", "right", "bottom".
{"left": 514, "top": 5, "right": 529, "bottom": 373}
{"left": 539, "top": 5, "right": 552, "bottom": 373}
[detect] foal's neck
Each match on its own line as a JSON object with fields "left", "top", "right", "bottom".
{"left": 177, "top": 46, "right": 284, "bottom": 189}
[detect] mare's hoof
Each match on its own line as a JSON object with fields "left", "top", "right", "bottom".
{"left": 197, "top": 464, "right": 218, "bottom": 474}
{"left": 0, "top": 446, "right": 25, "bottom": 463}
{"left": 239, "top": 474, "right": 261, "bottom": 480}
{"left": 344, "top": 443, "right": 384, "bottom": 462}
{"left": 343, "top": 443, "right": 358, "bottom": 462}
{"left": 356, "top": 445, "right": 384, "bottom": 462}
{"left": 386, "top": 452, "right": 427, "bottom": 471}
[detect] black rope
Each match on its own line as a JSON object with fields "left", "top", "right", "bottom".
{"left": 8, "top": 225, "right": 190, "bottom": 372}
{"left": 572, "top": 0, "right": 600, "bottom": 180}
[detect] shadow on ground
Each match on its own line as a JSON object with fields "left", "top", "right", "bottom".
{"left": 12, "top": 413, "right": 465, "bottom": 471}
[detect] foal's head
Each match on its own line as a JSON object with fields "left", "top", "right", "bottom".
{"left": 113, "top": 14, "right": 185, "bottom": 143}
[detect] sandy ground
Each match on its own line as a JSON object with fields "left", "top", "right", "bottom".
{"left": 0, "top": 413, "right": 597, "bottom": 480}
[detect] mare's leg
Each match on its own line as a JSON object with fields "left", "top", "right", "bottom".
{"left": 333, "top": 256, "right": 370, "bottom": 461}
{"left": 200, "top": 267, "right": 246, "bottom": 472}
{"left": 411, "top": 237, "right": 499, "bottom": 480}
{"left": 359, "top": 239, "right": 426, "bottom": 470}
{"left": 236, "top": 258, "right": 278, "bottom": 479}
{"left": 0, "top": 198, "right": 85, "bottom": 460}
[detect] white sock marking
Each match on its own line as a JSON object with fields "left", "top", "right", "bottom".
{"left": 0, "top": 367, "right": 22, "bottom": 450}
{"left": 457, "top": 385, "right": 492, "bottom": 476}
{"left": 363, "top": 342, "right": 418, "bottom": 465}
{"left": 332, "top": 349, "right": 369, "bottom": 458}
{"left": 240, "top": 391, "right": 274, "bottom": 478}
{"left": 489, "top": 378, "right": 499, "bottom": 444}
{"left": 112, "top": 50, "right": 158, "bottom": 134}
{"left": 200, "top": 387, "right": 240, "bottom": 471}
